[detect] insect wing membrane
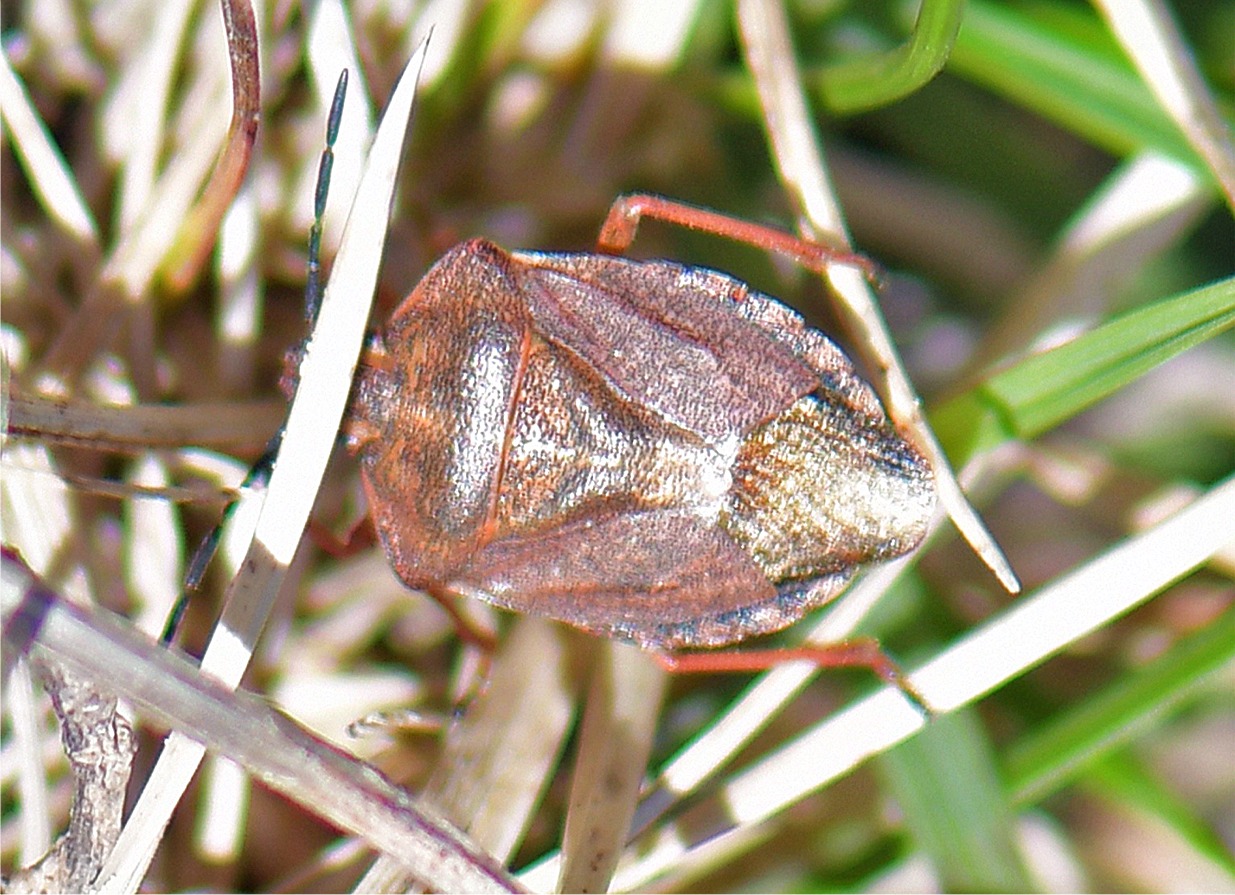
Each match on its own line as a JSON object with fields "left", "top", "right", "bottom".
{"left": 511, "top": 252, "right": 819, "bottom": 443}
{"left": 466, "top": 508, "right": 779, "bottom": 649}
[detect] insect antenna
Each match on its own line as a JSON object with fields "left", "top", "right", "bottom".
{"left": 305, "top": 69, "right": 349, "bottom": 325}
{"left": 161, "top": 441, "right": 277, "bottom": 643}
{"left": 163, "top": 71, "right": 348, "bottom": 645}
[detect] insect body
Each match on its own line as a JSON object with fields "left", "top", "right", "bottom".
{"left": 342, "top": 204, "right": 936, "bottom": 653}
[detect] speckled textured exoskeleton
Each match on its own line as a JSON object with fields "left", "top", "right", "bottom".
{"left": 342, "top": 198, "right": 936, "bottom": 652}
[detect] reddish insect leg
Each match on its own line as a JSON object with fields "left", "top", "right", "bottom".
{"left": 597, "top": 193, "right": 879, "bottom": 282}
{"left": 306, "top": 515, "right": 377, "bottom": 558}
{"left": 423, "top": 583, "right": 499, "bottom": 653}
{"left": 654, "top": 638, "right": 930, "bottom": 714}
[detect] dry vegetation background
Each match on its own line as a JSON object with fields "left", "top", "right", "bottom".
{"left": 2, "top": 0, "right": 1233, "bottom": 892}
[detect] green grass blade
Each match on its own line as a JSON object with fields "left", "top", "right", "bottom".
{"left": 816, "top": 0, "right": 967, "bottom": 113}
{"left": 949, "top": 0, "right": 1212, "bottom": 170}
{"left": 879, "top": 707, "right": 1034, "bottom": 892}
{"left": 1085, "top": 750, "right": 1235, "bottom": 879}
{"left": 1005, "top": 602, "right": 1235, "bottom": 800}
{"left": 1005, "top": 604, "right": 1235, "bottom": 872}
{"left": 934, "top": 275, "right": 1235, "bottom": 461}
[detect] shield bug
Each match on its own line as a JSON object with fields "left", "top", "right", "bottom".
{"left": 337, "top": 193, "right": 936, "bottom": 674}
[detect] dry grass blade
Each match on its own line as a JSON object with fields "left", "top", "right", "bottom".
{"left": 0, "top": 442, "right": 74, "bottom": 580}
{"left": 629, "top": 555, "right": 918, "bottom": 833}
{"left": 163, "top": 0, "right": 261, "bottom": 291}
{"left": 606, "top": 475, "right": 1235, "bottom": 890}
{"left": 0, "top": 50, "right": 98, "bottom": 245}
{"left": 975, "top": 151, "right": 1212, "bottom": 370}
{"left": 557, "top": 642, "right": 665, "bottom": 893}
{"left": 427, "top": 618, "right": 575, "bottom": 861}
{"left": 1, "top": 662, "right": 53, "bottom": 867}
{"left": 89, "top": 40, "right": 430, "bottom": 894}
{"left": 0, "top": 552, "right": 523, "bottom": 893}
{"left": 34, "top": 8, "right": 231, "bottom": 389}
{"left": 737, "top": 0, "right": 1020, "bottom": 596}
{"left": 4, "top": 394, "right": 284, "bottom": 452}
{"left": 358, "top": 617, "right": 575, "bottom": 891}
{"left": 1094, "top": 0, "right": 1235, "bottom": 213}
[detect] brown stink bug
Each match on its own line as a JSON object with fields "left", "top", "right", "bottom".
{"left": 338, "top": 193, "right": 936, "bottom": 678}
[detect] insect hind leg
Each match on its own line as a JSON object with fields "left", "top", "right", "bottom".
{"left": 596, "top": 193, "right": 878, "bottom": 282}
{"left": 653, "top": 639, "right": 931, "bottom": 716}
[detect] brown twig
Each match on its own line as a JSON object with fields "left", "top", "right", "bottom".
{"left": 0, "top": 548, "right": 524, "bottom": 893}
{"left": 5, "top": 390, "right": 284, "bottom": 452}
{"left": 4, "top": 661, "right": 135, "bottom": 894}
{"left": 162, "top": 0, "right": 262, "bottom": 292}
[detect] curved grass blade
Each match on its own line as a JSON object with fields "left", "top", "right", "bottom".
{"left": 935, "top": 275, "right": 1235, "bottom": 462}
